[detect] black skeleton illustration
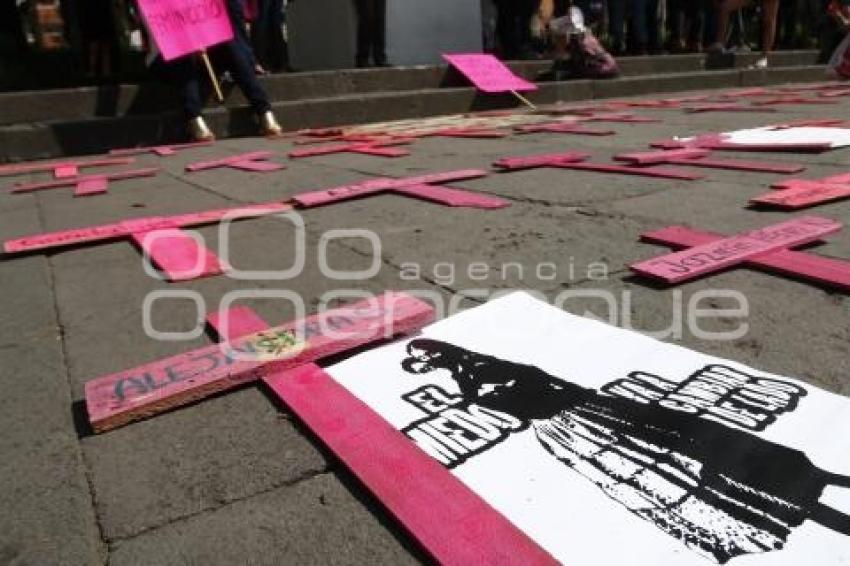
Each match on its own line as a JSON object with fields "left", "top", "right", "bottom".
{"left": 401, "top": 338, "right": 850, "bottom": 563}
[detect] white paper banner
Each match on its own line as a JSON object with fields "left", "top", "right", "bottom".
{"left": 326, "top": 292, "right": 850, "bottom": 565}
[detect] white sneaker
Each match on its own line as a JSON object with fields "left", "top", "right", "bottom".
{"left": 751, "top": 57, "right": 768, "bottom": 70}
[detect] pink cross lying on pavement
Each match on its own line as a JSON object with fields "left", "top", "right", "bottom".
{"left": 2, "top": 170, "right": 506, "bottom": 281}
{"left": 493, "top": 151, "right": 703, "bottom": 180}
{"left": 614, "top": 148, "right": 804, "bottom": 174}
{"left": 186, "top": 151, "right": 286, "bottom": 172}
{"left": 0, "top": 156, "right": 136, "bottom": 179}
{"left": 10, "top": 167, "right": 160, "bottom": 197}
{"left": 751, "top": 173, "right": 850, "bottom": 209}
{"left": 288, "top": 138, "right": 413, "bottom": 159}
{"left": 630, "top": 216, "right": 850, "bottom": 291}
{"left": 109, "top": 140, "right": 214, "bottom": 157}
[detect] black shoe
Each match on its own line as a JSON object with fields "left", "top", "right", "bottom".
{"left": 374, "top": 58, "right": 390, "bottom": 67}
{"left": 356, "top": 56, "right": 370, "bottom": 68}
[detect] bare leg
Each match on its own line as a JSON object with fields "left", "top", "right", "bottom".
{"left": 714, "top": 0, "right": 750, "bottom": 48}
{"left": 761, "top": 0, "right": 779, "bottom": 56}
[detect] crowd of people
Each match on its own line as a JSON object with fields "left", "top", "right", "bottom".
{"left": 3, "top": 0, "right": 850, "bottom": 139}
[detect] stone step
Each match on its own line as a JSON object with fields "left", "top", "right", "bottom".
{"left": 0, "top": 63, "right": 829, "bottom": 163}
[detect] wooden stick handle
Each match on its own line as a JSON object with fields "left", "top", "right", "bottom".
{"left": 511, "top": 90, "right": 537, "bottom": 110}
{"left": 200, "top": 50, "right": 224, "bottom": 103}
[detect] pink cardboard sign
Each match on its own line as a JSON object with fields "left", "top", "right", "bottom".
{"left": 631, "top": 216, "right": 843, "bottom": 283}
{"left": 443, "top": 53, "right": 537, "bottom": 93}
{"left": 85, "top": 292, "right": 435, "bottom": 432}
{"left": 137, "top": 0, "right": 234, "bottom": 61}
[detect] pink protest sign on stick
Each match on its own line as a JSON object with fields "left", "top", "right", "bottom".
{"left": 631, "top": 216, "right": 844, "bottom": 284}
{"left": 443, "top": 53, "right": 537, "bottom": 93}
{"left": 637, "top": 225, "right": 850, "bottom": 291}
{"left": 85, "top": 292, "right": 435, "bottom": 432}
{"left": 137, "top": 0, "right": 234, "bottom": 61}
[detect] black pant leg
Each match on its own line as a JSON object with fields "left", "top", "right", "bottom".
{"left": 372, "top": 0, "right": 386, "bottom": 63}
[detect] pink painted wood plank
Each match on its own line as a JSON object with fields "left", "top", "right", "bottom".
{"left": 228, "top": 159, "right": 286, "bottom": 172}
{"left": 207, "top": 306, "right": 271, "bottom": 341}
{"left": 349, "top": 144, "right": 411, "bottom": 157}
{"left": 0, "top": 157, "right": 134, "bottom": 178}
{"left": 292, "top": 170, "right": 489, "bottom": 208}
{"left": 684, "top": 103, "right": 777, "bottom": 113}
{"left": 767, "top": 118, "right": 846, "bottom": 129}
{"left": 54, "top": 164, "right": 80, "bottom": 178}
{"left": 3, "top": 202, "right": 292, "bottom": 255}
{"left": 515, "top": 123, "right": 615, "bottom": 136}
{"left": 751, "top": 182, "right": 850, "bottom": 209}
{"left": 753, "top": 97, "right": 837, "bottom": 106}
{"left": 429, "top": 128, "right": 508, "bottom": 139}
{"left": 554, "top": 161, "right": 703, "bottom": 180}
{"left": 186, "top": 151, "right": 274, "bottom": 172}
{"left": 669, "top": 157, "right": 805, "bottom": 174}
{"left": 394, "top": 183, "right": 508, "bottom": 209}
{"left": 264, "top": 364, "right": 556, "bottom": 566}
{"left": 129, "top": 229, "right": 225, "bottom": 281}
{"left": 640, "top": 225, "right": 850, "bottom": 291}
{"left": 11, "top": 167, "right": 160, "bottom": 193}
{"left": 820, "top": 172, "right": 850, "bottom": 184}
{"left": 492, "top": 152, "right": 591, "bottom": 170}
{"left": 73, "top": 176, "right": 109, "bottom": 197}
{"left": 615, "top": 148, "right": 712, "bottom": 165}
{"left": 85, "top": 292, "right": 435, "bottom": 432}
{"left": 582, "top": 112, "right": 660, "bottom": 123}
{"left": 110, "top": 140, "right": 213, "bottom": 156}
{"left": 631, "top": 216, "right": 843, "bottom": 283}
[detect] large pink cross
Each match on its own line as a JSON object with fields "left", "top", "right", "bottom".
{"left": 0, "top": 157, "right": 136, "bottom": 179}
{"left": 186, "top": 151, "right": 286, "bottom": 172}
{"left": 109, "top": 140, "right": 214, "bottom": 157}
{"left": 630, "top": 216, "right": 850, "bottom": 290}
{"left": 289, "top": 138, "right": 413, "bottom": 159}
{"left": 10, "top": 167, "right": 161, "bottom": 197}
{"left": 3, "top": 170, "right": 505, "bottom": 281}
{"left": 85, "top": 292, "right": 435, "bottom": 433}
{"left": 752, "top": 172, "right": 850, "bottom": 209}
{"left": 493, "top": 151, "right": 703, "bottom": 180}
{"left": 614, "top": 148, "right": 804, "bottom": 174}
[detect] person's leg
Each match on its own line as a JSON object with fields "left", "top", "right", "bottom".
{"left": 713, "top": 0, "right": 749, "bottom": 50}
{"left": 760, "top": 0, "right": 779, "bottom": 56}
{"left": 630, "top": 0, "right": 649, "bottom": 54}
{"left": 645, "top": 0, "right": 660, "bottom": 52}
{"left": 372, "top": 0, "right": 387, "bottom": 65}
{"left": 354, "top": 0, "right": 373, "bottom": 65}
{"left": 219, "top": 39, "right": 272, "bottom": 115}
{"left": 667, "top": 0, "right": 683, "bottom": 48}
{"left": 607, "top": 0, "right": 627, "bottom": 53}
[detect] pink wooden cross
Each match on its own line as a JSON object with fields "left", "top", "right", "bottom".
{"left": 10, "top": 167, "right": 160, "bottom": 197}
{"left": 614, "top": 148, "right": 804, "bottom": 174}
{"left": 650, "top": 134, "right": 832, "bottom": 153}
{"left": 515, "top": 121, "right": 615, "bottom": 136}
{"left": 493, "top": 151, "right": 703, "bottom": 180}
{"left": 109, "top": 140, "right": 214, "bottom": 157}
{"left": 630, "top": 216, "right": 850, "bottom": 290}
{"left": 186, "top": 151, "right": 286, "bottom": 172}
{"left": 85, "top": 292, "right": 435, "bottom": 433}
{"left": 0, "top": 156, "right": 136, "bottom": 179}
{"left": 718, "top": 87, "right": 771, "bottom": 99}
{"left": 683, "top": 102, "right": 777, "bottom": 113}
{"left": 205, "top": 304, "right": 556, "bottom": 565}
{"left": 288, "top": 138, "right": 413, "bottom": 159}
{"left": 3, "top": 170, "right": 506, "bottom": 281}
{"left": 752, "top": 96, "right": 837, "bottom": 106}
{"left": 751, "top": 173, "right": 850, "bottom": 209}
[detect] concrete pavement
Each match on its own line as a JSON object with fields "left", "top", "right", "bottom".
{"left": 0, "top": 85, "right": 849, "bottom": 564}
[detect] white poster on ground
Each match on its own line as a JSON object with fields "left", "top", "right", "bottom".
{"left": 325, "top": 292, "right": 850, "bottom": 565}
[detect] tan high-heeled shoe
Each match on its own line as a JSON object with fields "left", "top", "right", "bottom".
{"left": 259, "top": 111, "right": 283, "bottom": 137}
{"left": 188, "top": 116, "right": 215, "bottom": 142}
